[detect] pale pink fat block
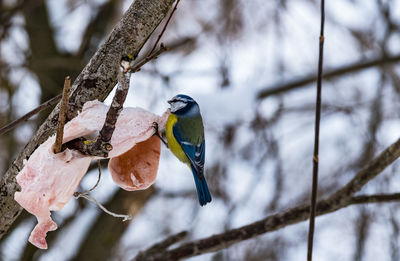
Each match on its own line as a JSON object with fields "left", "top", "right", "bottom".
{"left": 14, "top": 100, "right": 169, "bottom": 249}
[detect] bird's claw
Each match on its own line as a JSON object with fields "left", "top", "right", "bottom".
{"left": 152, "top": 122, "right": 168, "bottom": 148}
{"left": 152, "top": 122, "right": 159, "bottom": 135}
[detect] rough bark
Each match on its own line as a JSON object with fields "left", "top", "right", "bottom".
{"left": 0, "top": 0, "right": 176, "bottom": 239}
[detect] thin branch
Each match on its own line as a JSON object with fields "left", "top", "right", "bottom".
{"left": 84, "top": 160, "right": 102, "bottom": 193}
{"left": 74, "top": 192, "right": 132, "bottom": 222}
{"left": 73, "top": 159, "right": 133, "bottom": 223}
{"left": 348, "top": 193, "right": 400, "bottom": 205}
{"left": 95, "top": 65, "right": 131, "bottom": 151}
{"left": 148, "top": 0, "right": 181, "bottom": 55}
{"left": 53, "top": 76, "right": 71, "bottom": 153}
{"left": 132, "top": 43, "right": 168, "bottom": 73}
{"left": 71, "top": 158, "right": 117, "bottom": 220}
{"left": 307, "top": 0, "right": 325, "bottom": 260}
{"left": 132, "top": 138, "right": 400, "bottom": 260}
{"left": 256, "top": 54, "right": 400, "bottom": 99}
{"left": 89, "top": 160, "right": 102, "bottom": 192}
{"left": 134, "top": 231, "right": 188, "bottom": 261}
{"left": 0, "top": 94, "right": 62, "bottom": 136}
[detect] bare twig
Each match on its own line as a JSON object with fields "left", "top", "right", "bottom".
{"left": 134, "top": 231, "right": 188, "bottom": 261}
{"left": 53, "top": 76, "right": 71, "bottom": 153}
{"left": 148, "top": 0, "right": 181, "bottom": 55}
{"left": 131, "top": 138, "right": 400, "bottom": 261}
{"left": 83, "top": 160, "right": 103, "bottom": 193}
{"left": 74, "top": 160, "right": 130, "bottom": 221}
{"left": 348, "top": 193, "right": 400, "bottom": 205}
{"left": 74, "top": 192, "right": 132, "bottom": 221}
{"left": 132, "top": 44, "right": 168, "bottom": 73}
{"left": 89, "top": 160, "right": 102, "bottom": 192}
{"left": 307, "top": 0, "right": 325, "bottom": 260}
{"left": 0, "top": 94, "right": 62, "bottom": 136}
{"left": 94, "top": 65, "right": 131, "bottom": 153}
{"left": 256, "top": 54, "right": 400, "bottom": 99}
{"left": 72, "top": 160, "right": 123, "bottom": 220}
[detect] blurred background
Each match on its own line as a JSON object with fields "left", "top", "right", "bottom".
{"left": 0, "top": 0, "right": 400, "bottom": 260}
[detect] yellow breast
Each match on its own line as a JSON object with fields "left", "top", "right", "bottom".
{"left": 166, "top": 113, "right": 190, "bottom": 165}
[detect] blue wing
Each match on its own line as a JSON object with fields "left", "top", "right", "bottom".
{"left": 172, "top": 125, "right": 205, "bottom": 177}
{"left": 173, "top": 124, "right": 211, "bottom": 206}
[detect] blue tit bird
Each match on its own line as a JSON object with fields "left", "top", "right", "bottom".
{"left": 165, "top": 94, "right": 212, "bottom": 206}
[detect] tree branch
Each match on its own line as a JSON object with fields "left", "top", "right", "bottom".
{"left": 131, "top": 44, "right": 168, "bottom": 73}
{"left": 148, "top": 0, "right": 181, "bottom": 55}
{"left": 257, "top": 54, "right": 400, "bottom": 99}
{"left": 307, "top": 0, "right": 325, "bottom": 259}
{"left": 0, "top": 94, "right": 61, "bottom": 136}
{"left": 53, "top": 76, "right": 70, "bottom": 153}
{"left": 134, "top": 231, "right": 188, "bottom": 261}
{"left": 348, "top": 193, "right": 400, "bottom": 205}
{"left": 0, "top": 0, "right": 176, "bottom": 239}
{"left": 134, "top": 138, "right": 400, "bottom": 260}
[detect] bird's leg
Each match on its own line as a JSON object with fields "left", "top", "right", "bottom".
{"left": 152, "top": 122, "right": 168, "bottom": 148}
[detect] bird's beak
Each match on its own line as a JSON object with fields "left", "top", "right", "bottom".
{"left": 167, "top": 99, "right": 173, "bottom": 105}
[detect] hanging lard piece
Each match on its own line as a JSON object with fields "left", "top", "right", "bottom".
{"left": 14, "top": 100, "right": 169, "bottom": 249}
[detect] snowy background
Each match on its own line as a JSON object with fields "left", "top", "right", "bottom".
{"left": 0, "top": 0, "right": 400, "bottom": 260}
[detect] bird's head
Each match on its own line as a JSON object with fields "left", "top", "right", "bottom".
{"left": 168, "top": 94, "right": 200, "bottom": 116}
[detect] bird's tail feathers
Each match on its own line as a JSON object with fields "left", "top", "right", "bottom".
{"left": 191, "top": 167, "right": 212, "bottom": 206}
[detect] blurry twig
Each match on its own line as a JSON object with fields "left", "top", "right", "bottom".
{"left": 53, "top": 76, "right": 71, "bottom": 153}
{"left": 0, "top": 46, "right": 167, "bottom": 138}
{"left": 348, "top": 193, "right": 400, "bottom": 205}
{"left": 0, "top": 94, "right": 62, "bottom": 136}
{"left": 130, "top": 137, "right": 400, "bottom": 260}
{"left": 307, "top": 0, "right": 325, "bottom": 260}
{"left": 133, "top": 231, "right": 188, "bottom": 261}
{"left": 257, "top": 54, "right": 400, "bottom": 99}
{"left": 148, "top": 0, "right": 180, "bottom": 55}
{"left": 132, "top": 44, "right": 168, "bottom": 73}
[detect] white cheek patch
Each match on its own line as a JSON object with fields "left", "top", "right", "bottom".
{"left": 171, "top": 101, "right": 186, "bottom": 112}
